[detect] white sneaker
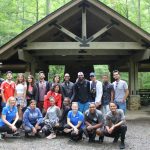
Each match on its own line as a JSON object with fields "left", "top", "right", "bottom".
{"left": 63, "top": 128, "right": 72, "bottom": 133}
{"left": 46, "top": 133, "right": 56, "bottom": 139}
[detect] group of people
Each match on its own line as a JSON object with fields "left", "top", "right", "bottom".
{"left": 0, "top": 70, "right": 129, "bottom": 149}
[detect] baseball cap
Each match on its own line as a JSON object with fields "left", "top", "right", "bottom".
{"left": 89, "top": 72, "right": 95, "bottom": 77}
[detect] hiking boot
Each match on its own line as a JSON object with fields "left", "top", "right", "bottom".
{"left": 120, "top": 141, "right": 125, "bottom": 149}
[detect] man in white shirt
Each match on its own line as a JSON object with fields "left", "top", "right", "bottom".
{"left": 112, "top": 70, "right": 129, "bottom": 113}
{"left": 89, "top": 72, "right": 103, "bottom": 108}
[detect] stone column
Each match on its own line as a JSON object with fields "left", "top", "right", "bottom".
{"left": 128, "top": 59, "right": 141, "bottom": 110}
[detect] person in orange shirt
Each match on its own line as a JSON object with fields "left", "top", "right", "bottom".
{"left": 1, "top": 71, "right": 15, "bottom": 107}
{"left": 44, "top": 83, "right": 62, "bottom": 112}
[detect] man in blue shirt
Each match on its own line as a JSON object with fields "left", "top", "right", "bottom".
{"left": 64, "top": 102, "right": 84, "bottom": 141}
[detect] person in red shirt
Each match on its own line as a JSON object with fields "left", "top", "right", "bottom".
{"left": 44, "top": 83, "right": 62, "bottom": 111}
{"left": 1, "top": 71, "right": 15, "bottom": 107}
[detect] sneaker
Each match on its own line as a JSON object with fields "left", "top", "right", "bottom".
{"left": 120, "top": 142, "right": 125, "bottom": 149}
{"left": 13, "top": 131, "right": 20, "bottom": 137}
{"left": 64, "top": 128, "right": 72, "bottom": 133}
{"left": 46, "top": 133, "right": 56, "bottom": 139}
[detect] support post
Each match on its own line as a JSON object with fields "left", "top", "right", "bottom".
{"left": 129, "top": 59, "right": 139, "bottom": 95}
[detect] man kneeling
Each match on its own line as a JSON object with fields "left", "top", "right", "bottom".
{"left": 84, "top": 102, "right": 104, "bottom": 143}
{"left": 104, "top": 102, "right": 127, "bottom": 149}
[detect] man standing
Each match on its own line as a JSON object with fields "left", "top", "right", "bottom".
{"left": 89, "top": 72, "right": 103, "bottom": 108}
{"left": 84, "top": 103, "right": 104, "bottom": 143}
{"left": 74, "top": 72, "right": 91, "bottom": 113}
{"left": 113, "top": 70, "right": 129, "bottom": 113}
{"left": 36, "top": 71, "right": 49, "bottom": 112}
{"left": 1, "top": 71, "right": 15, "bottom": 107}
{"left": 101, "top": 74, "right": 114, "bottom": 115}
{"left": 104, "top": 102, "right": 127, "bottom": 149}
{"left": 61, "top": 73, "right": 75, "bottom": 102}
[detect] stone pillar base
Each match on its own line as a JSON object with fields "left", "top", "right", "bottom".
{"left": 128, "top": 95, "right": 141, "bottom": 110}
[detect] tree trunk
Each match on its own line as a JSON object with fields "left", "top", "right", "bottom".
{"left": 125, "top": 0, "right": 128, "bottom": 19}
{"left": 137, "top": 0, "right": 141, "bottom": 27}
{"left": 36, "top": 0, "right": 39, "bottom": 22}
{"left": 46, "top": 0, "right": 50, "bottom": 15}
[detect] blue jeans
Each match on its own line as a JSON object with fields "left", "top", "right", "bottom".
{"left": 78, "top": 102, "right": 89, "bottom": 113}
{"left": 115, "top": 101, "right": 126, "bottom": 114}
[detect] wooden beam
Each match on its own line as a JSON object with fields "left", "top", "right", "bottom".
{"left": 27, "top": 7, "right": 81, "bottom": 43}
{"left": 25, "top": 42, "right": 145, "bottom": 50}
{"left": 40, "top": 55, "right": 119, "bottom": 61}
{"left": 82, "top": 6, "right": 87, "bottom": 39}
{"left": 32, "top": 49, "right": 131, "bottom": 56}
{"left": 87, "top": 7, "right": 147, "bottom": 44}
{"left": 0, "top": 0, "right": 83, "bottom": 56}
{"left": 54, "top": 23, "right": 82, "bottom": 42}
{"left": 131, "top": 49, "right": 150, "bottom": 62}
{"left": 86, "top": 23, "right": 115, "bottom": 43}
{"left": 0, "top": 48, "right": 17, "bottom": 60}
{"left": 0, "top": 64, "right": 26, "bottom": 71}
{"left": 87, "top": 0, "right": 150, "bottom": 42}
{"left": 18, "top": 49, "right": 36, "bottom": 63}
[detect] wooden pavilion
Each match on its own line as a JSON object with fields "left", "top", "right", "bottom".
{"left": 0, "top": 0, "right": 150, "bottom": 97}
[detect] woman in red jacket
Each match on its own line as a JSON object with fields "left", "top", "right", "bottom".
{"left": 44, "top": 83, "right": 62, "bottom": 111}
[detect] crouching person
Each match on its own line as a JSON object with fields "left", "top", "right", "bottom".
{"left": 59, "top": 97, "right": 71, "bottom": 132}
{"left": 42, "top": 97, "right": 61, "bottom": 139}
{"left": 64, "top": 102, "right": 84, "bottom": 142}
{"left": 104, "top": 102, "right": 127, "bottom": 149}
{"left": 0, "top": 97, "right": 22, "bottom": 140}
{"left": 84, "top": 102, "right": 104, "bottom": 143}
{"left": 23, "top": 100, "right": 43, "bottom": 137}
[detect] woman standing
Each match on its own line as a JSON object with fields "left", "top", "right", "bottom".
{"left": 0, "top": 97, "right": 22, "bottom": 139}
{"left": 23, "top": 100, "right": 43, "bottom": 137}
{"left": 44, "top": 83, "right": 62, "bottom": 111}
{"left": 26, "top": 75, "right": 38, "bottom": 106}
{"left": 15, "top": 73, "right": 27, "bottom": 120}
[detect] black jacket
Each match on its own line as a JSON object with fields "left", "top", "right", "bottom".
{"left": 61, "top": 81, "right": 75, "bottom": 101}
{"left": 26, "top": 84, "right": 38, "bottom": 102}
{"left": 74, "top": 79, "right": 91, "bottom": 103}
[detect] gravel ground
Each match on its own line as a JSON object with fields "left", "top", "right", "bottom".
{"left": 0, "top": 118, "right": 150, "bottom": 150}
